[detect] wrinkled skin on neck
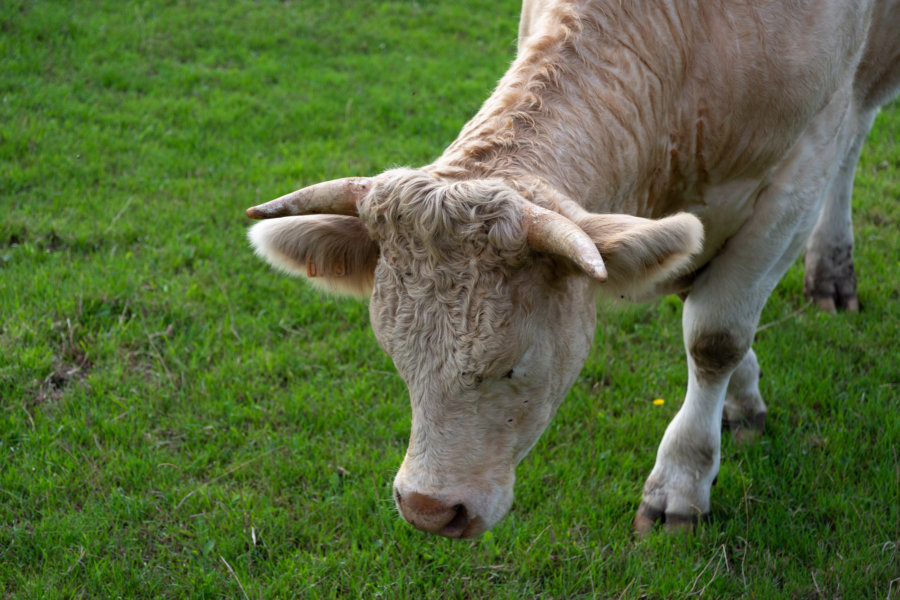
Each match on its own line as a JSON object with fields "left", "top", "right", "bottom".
{"left": 362, "top": 171, "right": 597, "bottom": 534}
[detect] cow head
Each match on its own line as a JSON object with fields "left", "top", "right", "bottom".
{"left": 247, "top": 168, "right": 702, "bottom": 537}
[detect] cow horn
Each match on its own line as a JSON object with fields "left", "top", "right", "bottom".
{"left": 245, "top": 177, "right": 372, "bottom": 219}
{"left": 522, "top": 204, "right": 607, "bottom": 282}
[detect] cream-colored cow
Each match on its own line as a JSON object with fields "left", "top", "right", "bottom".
{"left": 248, "top": 0, "right": 900, "bottom": 537}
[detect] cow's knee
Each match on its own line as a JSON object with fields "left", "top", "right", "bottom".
{"left": 688, "top": 330, "right": 750, "bottom": 382}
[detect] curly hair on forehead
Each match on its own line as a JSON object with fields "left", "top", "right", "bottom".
{"left": 360, "top": 168, "right": 530, "bottom": 268}
{"left": 361, "top": 169, "right": 542, "bottom": 383}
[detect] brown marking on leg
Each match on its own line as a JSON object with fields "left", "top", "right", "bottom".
{"left": 689, "top": 330, "right": 747, "bottom": 383}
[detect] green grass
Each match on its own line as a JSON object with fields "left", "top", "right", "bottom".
{"left": 2, "top": 1, "right": 898, "bottom": 598}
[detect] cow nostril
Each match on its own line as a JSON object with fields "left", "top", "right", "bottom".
{"left": 441, "top": 503, "right": 470, "bottom": 538}
{"left": 396, "top": 492, "right": 475, "bottom": 537}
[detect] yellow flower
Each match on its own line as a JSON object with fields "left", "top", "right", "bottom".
{"left": 653, "top": 398, "right": 665, "bottom": 406}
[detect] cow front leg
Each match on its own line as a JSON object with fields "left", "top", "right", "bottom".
{"left": 723, "top": 348, "right": 767, "bottom": 444}
{"left": 633, "top": 81, "right": 858, "bottom": 534}
{"left": 634, "top": 313, "right": 752, "bottom": 534}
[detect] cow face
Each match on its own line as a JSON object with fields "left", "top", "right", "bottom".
{"left": 247, "top": 168, "right": 702, "bottom": 537}
{"left": 361, "top": 171, "right": 598, "bottom": 537}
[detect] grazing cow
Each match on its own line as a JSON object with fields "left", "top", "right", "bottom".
{"left": 247, "top": 0, "right": 900, "bottom": 537}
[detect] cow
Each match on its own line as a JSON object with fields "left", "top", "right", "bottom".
{"left": 246, "top": 0, "right": 900, "bottom": 538}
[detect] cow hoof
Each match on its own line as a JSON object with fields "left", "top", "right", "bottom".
{"left": 723, "top": 411, "right": 766, "bottom": 445}
{"left": 664, "top": 512, "right": 701, "bottom": 533}
{"left": 633, "top": 502, "right": 663, "bottom": 535}
{"left": 814, "top": 297, "right": 837, "bottom": 313}
{"left": 811, "top": 295, "right": 859, "bottom": 313}
{"left": 803, "top": 243, "right": 859, "bottom": 313}
{"left": 804, "top": 275, "right": 859, "bottom": 312}
{"left": 633, "top": 502, "right": 705, "bottom": 535}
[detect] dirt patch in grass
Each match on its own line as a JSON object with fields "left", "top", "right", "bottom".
{"left": 32, "top": 359, "right": 91, "bottom": 405}
{"left": 30, "top": 312, "right": 97, "bottom": 405}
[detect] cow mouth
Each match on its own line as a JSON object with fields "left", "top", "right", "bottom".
{"left": 441, "top": 504, "right": 470, "bottom": 537}
{"left": 435, "top": 508, "right": 486, "bottom": 539}
{"left": 443, "top": 506, "right": 489, "bottom": 538}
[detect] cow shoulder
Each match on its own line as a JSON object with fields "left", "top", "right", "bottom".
{"left": 248, "top": 215, "right": 378, "bottom": 298}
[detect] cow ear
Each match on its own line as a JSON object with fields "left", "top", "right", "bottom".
{"left": 574, "top": 212, "right": 704, "bottom": 300}
{"left": 248, "top": 215, "right": 379, "bottom": 298}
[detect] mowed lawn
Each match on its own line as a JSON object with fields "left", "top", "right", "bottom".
{"left": 1, "top": 1, "right": 898, "bottom": 598}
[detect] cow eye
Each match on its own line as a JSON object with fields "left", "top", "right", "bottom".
{"left": 503, "top": 369, "right": 514, "bottom": 379}
{"left": 460, "top": 371, "right": 483, "bottom": 388}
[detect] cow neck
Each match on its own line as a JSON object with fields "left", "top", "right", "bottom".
{"left": 431, "top": 2, "right": 693, "bottom": 219}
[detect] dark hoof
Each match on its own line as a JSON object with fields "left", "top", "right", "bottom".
{"left": 665, "top": 512, "right": 702, "bottom": 533}
{"left": 803, "top": 247, "right": 858, "bottom": 312}
{"left": 812, "top": 295, "right": 859, "bottom": 313}
{"left": 724, "top": 411, "right": 767, "bottom": 445}
{"left": 633, "top": 502, "right": 663, "bottom": 535}
{"left": 633, "top": 502, "right": 706, "bottom": 535}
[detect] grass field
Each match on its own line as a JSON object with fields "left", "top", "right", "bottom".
{"left": 2, "top": 1, "right": 898, "bottom": 598}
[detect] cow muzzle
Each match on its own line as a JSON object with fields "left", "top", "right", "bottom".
{"left": 392, "top": 444, "right": 516, "bottom": 537}
{"left": 394, "top": 489, "right": 485, "bottom": 538}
